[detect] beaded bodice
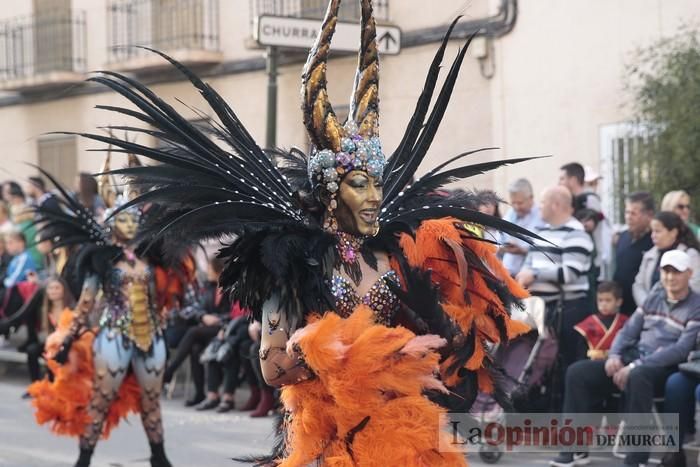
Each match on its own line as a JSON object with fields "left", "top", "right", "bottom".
{"left": 330, "top": 270, "right": 400, "bottom": 326}
{"left": 98, "top": 264, "right": 160, "bottom": 349}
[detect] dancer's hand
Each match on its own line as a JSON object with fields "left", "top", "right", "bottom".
{"left": 53, "top": 335, "right": 74, "bottom": 365}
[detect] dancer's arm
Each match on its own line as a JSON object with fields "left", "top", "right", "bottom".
{"left": 259, "top": 294, "right": 313, "bottom": 387}
{"left": 54, "top": 274, "right": 99, "bottom": 363}
{"left": 68, "top": 274, "right": 99, "bottom": 335}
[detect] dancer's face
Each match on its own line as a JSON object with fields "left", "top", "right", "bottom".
{"left": 113, "top": 212, "right": 138, "bottom": 242}
{"left": 334, "top": 170, "right": 382, "bottom": 236}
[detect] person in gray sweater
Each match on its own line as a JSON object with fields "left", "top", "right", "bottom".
{"left": 550, "top": 249, "right": 700, "bottom": 467}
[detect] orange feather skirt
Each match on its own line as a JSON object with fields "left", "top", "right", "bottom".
{"left": 278, "top": 305, "right": 467, "bottom": 466}
{"left": 27, "top": 310, "right": 141, "bottom": 439}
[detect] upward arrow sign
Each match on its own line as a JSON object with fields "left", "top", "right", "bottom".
{"left": 256, "top": 16, "right": 401, "bottom": 55}
{"left": 378, "top": 31, "right": 397, "bottom": 51}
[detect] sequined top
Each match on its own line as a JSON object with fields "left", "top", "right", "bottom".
{"left": 98, "top": 266, "right": 159, "bottom": 336}
{"left": 330, "top": 270, "right": 400, "bottom": 326}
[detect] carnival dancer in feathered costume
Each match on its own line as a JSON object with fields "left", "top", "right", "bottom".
{"left": 27, "top": 158, "right": 197, "bottom": 467}
{"left": 64, "top": 1, "right": 540, "bottom": 464}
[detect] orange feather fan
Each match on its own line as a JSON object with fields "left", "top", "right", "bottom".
{"left": 396, "top": 218, "right": 530, "bottom": 390}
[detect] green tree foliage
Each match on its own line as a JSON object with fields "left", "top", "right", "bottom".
{"left": 627, "top": 27, "right": 700, "bottom": 219}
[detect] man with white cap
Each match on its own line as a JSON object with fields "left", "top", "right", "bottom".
{"left": 550, "top": 249, "right": 700, "bottom": 467}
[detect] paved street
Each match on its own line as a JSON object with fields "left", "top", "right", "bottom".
{"left": 0, "top": 373, "right": 684, "bottom": 467}
{"left": 0, "top": 376, "right": 274, "bottom": 467}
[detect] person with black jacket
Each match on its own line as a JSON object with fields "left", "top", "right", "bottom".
{"left": 26, "top": 176, "right": 61, "bottom": 214}
{"left": 162, "top": 257, "right": 231, "bottom": 406}
{"left": 196, "top": 305, "right": 256, "bottom": 413}
{"left": 613, "top": 192, "right": 655, "bottom": 315}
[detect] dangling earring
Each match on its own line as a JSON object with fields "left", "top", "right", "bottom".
{"left": 323, "top": 193, "right": 339, "bottom": 233}
{"left": 372, "top": 220, "right": 380, "bottom": 237}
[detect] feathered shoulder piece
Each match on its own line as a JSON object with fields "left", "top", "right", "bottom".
{"left": 32, "top": 168, "right": 122, "bottom": 282}
{"left": 219, "top": 223, "right": 336, "bottom": 326}
{"left": 385, "top": 217, "right": 532, "bottom": 411}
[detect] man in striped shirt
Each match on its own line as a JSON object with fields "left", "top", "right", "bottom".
{"left": 517, "top": 186, "right": 594, "bottom": 368}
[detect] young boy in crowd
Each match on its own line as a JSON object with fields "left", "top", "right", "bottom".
{"left": 3, "top": 231, "right": 36, "bottom": 290}
{"left": 573, "top": 281, "right": 628, "bottom": 361}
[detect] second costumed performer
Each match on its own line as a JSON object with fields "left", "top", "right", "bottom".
{"left": 27, "top": 160, "right": 198, "bottom": 467}
{"left": 81, "top": 0, "right": 540, "bottom": 464}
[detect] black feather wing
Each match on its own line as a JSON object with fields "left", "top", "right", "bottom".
{"left": 219, "top": 222, "right": 336, "bottom": 326}
{"left": 66, "top": 50, "right": 331, "bottom": 323}
{"left": 30, "top": 167, "right": 121, "bottom": 283}
{"left": 379, "top": 20, "right": 546, "bottom": 246}
{"left": 70, "top": 50, "right": 305, "bottom": 252}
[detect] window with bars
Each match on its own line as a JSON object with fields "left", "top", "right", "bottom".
{"left": 249, "top": 0, "right": 390, "bottom": 26}
{"left": 0, "top": 2, "right": 86, "bottom": 81}
{"left": 107, "top": 0, "right": 220, "bottom": 63}
{"left": 599, "top": 123, "right": 655, "bottom": 226}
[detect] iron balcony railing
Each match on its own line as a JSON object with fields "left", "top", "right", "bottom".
{"left": 250, "top": 0, "right": 390, "bottom": 26}
{"left": 0, "top": 11, "right": 87, "bottom": 82}
{"left": 107, "top": 0, "right": 220, "bottom": 63}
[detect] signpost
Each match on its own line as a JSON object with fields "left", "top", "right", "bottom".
{"left": 255, "top": 15, "right": 402, "bottom": 147}
{"left": 255, "top": 15, "right": 402, "bottom": 55}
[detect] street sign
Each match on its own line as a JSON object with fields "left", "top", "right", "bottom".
{"left": 255, "top": 15, "right": 401, "bottom": 55}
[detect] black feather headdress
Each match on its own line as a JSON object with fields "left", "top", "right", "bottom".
{"left": 30, "top": 167, "right": 122, "bottom": 284}
{"left": 60, "top": 12, "right": 543, "bottom": 324}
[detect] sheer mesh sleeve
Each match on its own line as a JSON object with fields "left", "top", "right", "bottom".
{"left": 259, "top": 294, "right": 314, "bottom": 387}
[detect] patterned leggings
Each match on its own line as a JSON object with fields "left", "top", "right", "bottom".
{"left": 79, "top": 329, "right": 167, "bottom": 450}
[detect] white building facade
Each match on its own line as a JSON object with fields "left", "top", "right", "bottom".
{"left": 0, "top": 0, "right": 697, "bottom": 223}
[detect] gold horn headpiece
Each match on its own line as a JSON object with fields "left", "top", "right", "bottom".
{"left": 304, "top": 0, "right": 386, "bottom": 211}
{"left": 100, "top": 132, "right": 143, "bottom": 226}
{"left": 98, "top": 147, "right": 118, "bottom": 209}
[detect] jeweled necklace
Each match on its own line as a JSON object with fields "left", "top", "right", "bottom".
{"left": 116, "top": 242, "right": 137, "bottom": 267}
{"left": 335, "top": 231, "right": 366, "bottom": 286}
{"left": 124, "top": 249, "right": 137, "bottom": 267}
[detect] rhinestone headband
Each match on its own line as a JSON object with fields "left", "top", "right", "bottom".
{"left": 104, "top": 194, "right": 141, "bottom": 230}
{"left": 308, "top": 124, "right": 386, "bottom": 193}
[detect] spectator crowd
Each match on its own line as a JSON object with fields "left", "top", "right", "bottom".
{"left": 477, "top": 162, "right": 700, "bottom": 467}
